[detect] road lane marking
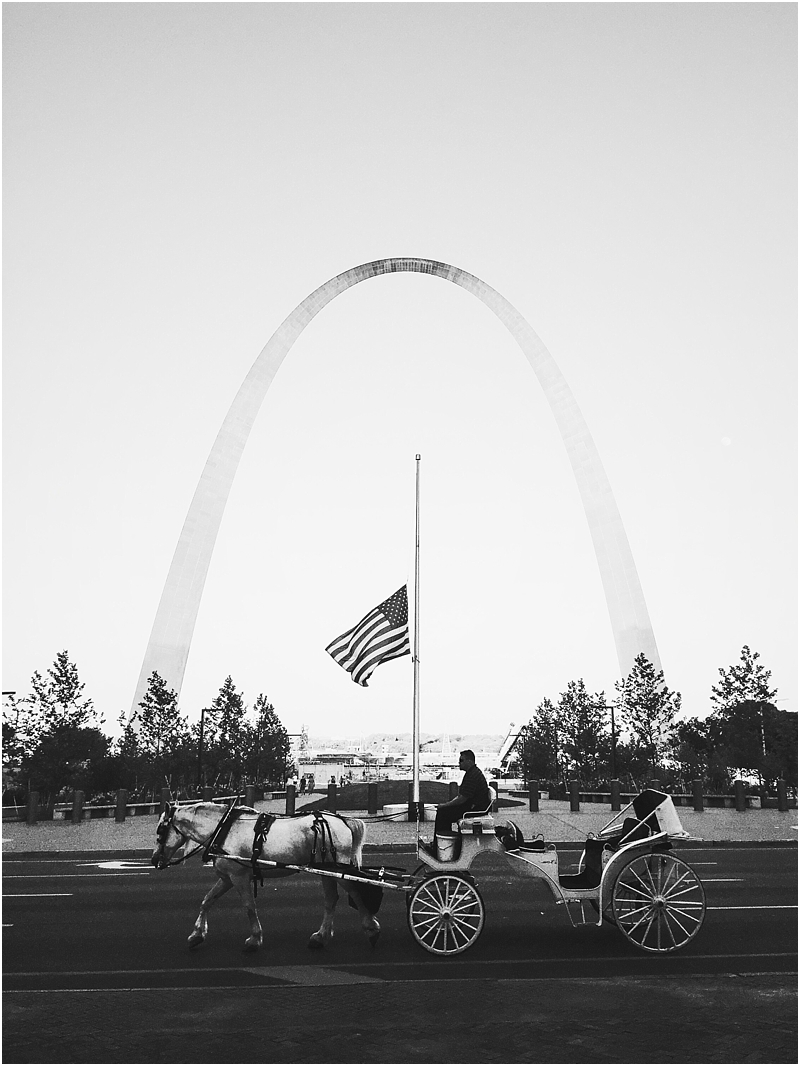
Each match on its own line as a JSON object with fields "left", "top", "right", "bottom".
{"left": 3, "top": 869, "right": 151, "bottom": 878}
{"left": 246, "top": 966, "right": 383, "bottom": 985}
{"left": 707, "top": 905, "right": 797, "bottom": 910}
{"left": 76, "top": 861, "right": 151, "bottom": 869}
{"left": 3, "top": 893, "right": 73, "bottom": 898}
{"left": 9, "top": 952, "right": 797, "bottom": 981}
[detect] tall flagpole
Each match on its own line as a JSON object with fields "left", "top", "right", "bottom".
{"left": 412, "top": 454, "right": 421, "bottom": 819}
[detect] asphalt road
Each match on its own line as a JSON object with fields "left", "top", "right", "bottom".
{"left": 3, "top": 844, "right": 797, "bottom": 1063}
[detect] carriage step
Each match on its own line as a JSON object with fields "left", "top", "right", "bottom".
{"left": 560, "top": 898, "right": 599, "bottom": 927}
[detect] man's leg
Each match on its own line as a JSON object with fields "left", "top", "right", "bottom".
{"left": 434, "top": 802, "right": 469, "bottom": 837}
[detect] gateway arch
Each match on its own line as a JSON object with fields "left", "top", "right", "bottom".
{"left": 130, "top": 257, "right": 660, "bottom": 716}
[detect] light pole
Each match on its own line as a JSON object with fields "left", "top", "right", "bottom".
{"left": 595, "top": 700, "right": 619, "bottom": 782}
{"left": 196, "top": 706, "right": 207, "bottom": 788}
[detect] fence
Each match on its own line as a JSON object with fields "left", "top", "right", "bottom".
{"left": 3, "top": 777, "right": 795, "bottom": 825}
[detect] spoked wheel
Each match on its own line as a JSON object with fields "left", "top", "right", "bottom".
{"left": 407, "top": 873, "right": 485, "bottom": 955}
{"left": 612, "top": 852, "right": 706, "bottom": 953}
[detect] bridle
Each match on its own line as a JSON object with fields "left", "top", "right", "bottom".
{"left": 153, "top": 802, "right": 213, "bottom": 868}
{"left": 153, "top": 798, "right": 244, "bottom": 869}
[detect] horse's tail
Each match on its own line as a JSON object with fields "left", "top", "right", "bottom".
{"left": 342, "top": 816, "right": 366, "bottom": 868}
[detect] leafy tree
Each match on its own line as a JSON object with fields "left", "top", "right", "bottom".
{"left": 135, "top": 672, "right": 185, "bottom": 759}
{"left": 243, "top": 694, "right": 291, "bottom": 787}
{"left": 616, "top": 653, "right": 681, "bottom": 778}
{"left": 713, "top": 701, "right": 794, "bottom": 790}
{"left": 199, "top": 676, "right": 248, "bottom": 787}
{"left": 128, "top": 672, "right": 191, "bottom": 793}
{"left": 2, "top": 696, "right": 25, "bottom": 783}
{"left": 20, "top": 725, "right": 109, "bottom": 802}
{"left": 12, "top": 651, "right": 98, "bottom": 759}
{"left": 673, "top": 717, "right": 720, "bottom": 787}
{"left": 515, "top": 699, "right": 560, "bottom": 785}
{"left": 558, "top": 680, "right": 610, "bottom": 786}
{"left": 711, "top": 645, "right": 777, "bottom": 712}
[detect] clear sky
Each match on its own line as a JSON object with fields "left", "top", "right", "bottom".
{"left": 3, "top": 2, "right": 797, "bottom": 742}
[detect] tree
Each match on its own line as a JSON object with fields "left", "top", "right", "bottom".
{"left": 712, "top": 701, "right": 794, "bottom": 790}
{"left": 711, "top": 645, "right": 777, "bottom": 712}
{"left": 200, "top": 676, "right": 248, "bottom": 787}
{"left": 244, "top": 695, "right": 291, "bottom": 787}
{"left": 616, "top": 653, "right": 681, "bottom": 778}
{"left": 130, "top": 672, "right": 191, "bottom": 793}
{"left": 13, "top": 651, "right": 99, "bottom": 759}
{"left": 515, "top": 699, "right": 560, "bottom": 785}
{"left": 136, "top": 672, "right": 186, "bottom": 760}
{"left": 558, "top": 680, "right": 610, "bottom": 786}
{"left": 2, "top": 696, "right": 25, "bottom": 784}
{"left": 20, "top": 726, "right": 109, "bottom": 802}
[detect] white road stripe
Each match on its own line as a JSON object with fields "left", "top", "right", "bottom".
{"left": 10, "top": 952, "right": 798, "bottom": 980}
{"left": 247, "top": 965, "right": 382, "bottom": 985}
{"left": 708, "top": 905, "right": 797, "bottom": 910}
{"left": 3, "top": 873, "right": 151, "bottom": 879}
{"left": 3, "top": 893, "right": 73, "bottom": 898}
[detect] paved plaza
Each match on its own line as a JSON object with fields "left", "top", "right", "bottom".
{"left": 3, "top": 796, "right": 796, "bottom": 853}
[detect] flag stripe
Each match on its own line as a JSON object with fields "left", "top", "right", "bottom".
{"left": 326, "top": 586, "right": 411, "bottom": 687}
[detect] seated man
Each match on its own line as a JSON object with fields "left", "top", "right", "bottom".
{"left": 433, "top": 750, "right": 492, "bottom": 840}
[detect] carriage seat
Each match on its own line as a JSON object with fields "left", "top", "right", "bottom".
{"left": 458, "top": 788, "right": 497, "bottom": 833}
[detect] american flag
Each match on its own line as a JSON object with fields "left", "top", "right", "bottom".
{"left": 325, "top": 585, "right": 411, "bottom": 687}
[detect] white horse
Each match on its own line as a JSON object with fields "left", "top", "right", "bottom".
{"left": 151, "top": 801, "right": 381, "bottom": 952}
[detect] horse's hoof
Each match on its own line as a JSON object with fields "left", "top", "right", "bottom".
{"left": 187, "top": 933, "right": 204, "bottom": 950}
{"left": 307, "top": 934, "right": 325, "bottom": 950}
{"left": 368, "top": 930, "right": 380, "bottom": 949}
{"left": 243, "top": 939, "right": 261, "bottom": 953}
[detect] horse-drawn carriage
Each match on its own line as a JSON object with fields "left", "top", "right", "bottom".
{"left": 152, "top": 788, "right": 706, "bottom": 957}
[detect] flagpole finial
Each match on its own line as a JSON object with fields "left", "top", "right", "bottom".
{"left": 416, "top": 454, "right": 420, "bottom": 460}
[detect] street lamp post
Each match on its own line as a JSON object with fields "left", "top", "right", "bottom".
{"left": 596, "top": 700, "right": 619, "bottom": 783}
{"left": 196, "top": 706, "right": 207, "bottom": 788}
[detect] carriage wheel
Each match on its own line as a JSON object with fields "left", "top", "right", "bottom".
{"left": 612, "top": 852, "right": 705, "bottom": 953}
{"left": 407, "top": 874, "right": 485, "bottom": 955}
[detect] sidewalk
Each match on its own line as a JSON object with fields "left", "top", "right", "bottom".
{"left": 2, "top": 798, "right": 796, "bottom": 853}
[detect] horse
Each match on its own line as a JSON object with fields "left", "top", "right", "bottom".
{"left": 151, "top": 801, "right": 380, "bottom": 953}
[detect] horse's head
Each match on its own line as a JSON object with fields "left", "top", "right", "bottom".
{"left": 152, "top": 803, "right": 187, "bottom": 869}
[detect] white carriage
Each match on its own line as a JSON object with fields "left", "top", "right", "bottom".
{"left": 405, "top": 788, "right": 707, "bottom": 956}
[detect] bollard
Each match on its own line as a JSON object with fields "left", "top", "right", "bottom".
{"left": 115, "top": 789, "right": 128, "bottom": 823}
{"left": 692, "top": 780, "right": 704, "bottom": 812}
{"left": 610, "top": 779, "right": 621, "bottom": 812}
{"left": 327, "top": 782, "right": 337, "bottom": 813}
{"left": 367, "top": 782, "right": 378, "bottom": 815}
{"left": 159, "top": 788, "right": 172, "bottom": 815}
{"left": 202, "top": 786, "right": 214, "bottom": 802}
{"left": 734, "top": 779, "right": 746, "bottom": 812}
{"left": 569, "top": 780, "right": 580, "bottom": 812}
{"left": 71, "top": 790, "right": 85, "bottom": 824}
{"left": 449, "top": 781, "right": 459, "bottom": 801}
{"left": 529, "top": 780, "right": 539, "bottom": 813}
{"left": 26, "top": 791, "right": 39, "bottom": 825}
{"left": 777, "top": 779, "right": 788, "bottom": 812}
{"left": 489, "top": 780, "right": 499, "bottom": 813}
{"left": 244, "top": 785, "right": 256, "bottom": 808}
{"left": 285, "top": 783, "right": 296, "bottom": 816}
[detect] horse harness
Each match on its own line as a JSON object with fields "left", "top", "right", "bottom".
{"left": 158, "top": 802, "right": 351, "bottom": 888}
